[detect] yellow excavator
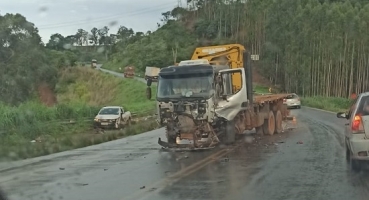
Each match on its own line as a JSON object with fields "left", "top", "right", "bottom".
{"left": 147, "top": 43, "right": 291, "bottom": 151}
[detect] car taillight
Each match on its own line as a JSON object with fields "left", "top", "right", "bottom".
{"left": 352, "top": 115, "right": 364, "bottom": 131}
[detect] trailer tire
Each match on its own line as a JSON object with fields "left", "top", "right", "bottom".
{"left": 225, "top": 120, "right": 236, "bottom": 144}
{"left": 263, "top": 111, "right": 275, "bottom": 135}
{"left": 255, "top": 126, "right": 263, "bottom": 135}
{"left": 274, "top": 110, "right": 283, "bottom": 134}
{"left": 146, "top": 87, "right": 152, "bottom": 100}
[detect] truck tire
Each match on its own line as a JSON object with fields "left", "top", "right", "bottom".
{"left": 255, "top": 126, "right": 263, "bottom": 135}
{"left": 225, "top": 120, "right": 236, "bottom": 144}
{"left": 274, "top": 110, "right": 283, "bottom": 134}
{"left": 146, "top": 87, "right": 151, "bottom": 100}
{"left": 262, "top": 111, "right": 275, "bottom": 135}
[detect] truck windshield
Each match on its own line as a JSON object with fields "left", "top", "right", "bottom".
{"left": 157, "top": 73, "right": 213, "bottom": 99}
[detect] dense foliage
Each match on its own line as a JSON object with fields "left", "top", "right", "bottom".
{"left": 0, "top": 13, "right": 58, "bottom": 105}
{"left": 106, "top": 0, "right": 369, "bottom": 98}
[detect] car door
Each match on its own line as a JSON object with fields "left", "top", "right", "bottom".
{"left": 345, "top": 96, "right": 358, "bottom": 148}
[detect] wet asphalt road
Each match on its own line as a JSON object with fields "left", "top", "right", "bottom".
{"left": 1, "top": 107, "right": 369, "bottom": 200}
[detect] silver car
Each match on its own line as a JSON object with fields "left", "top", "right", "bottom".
{"left": 283, "top": 93, "right": 301, "bottom": 109}
{"left": 337, "top": 93, "right": 369, "bottom": 171}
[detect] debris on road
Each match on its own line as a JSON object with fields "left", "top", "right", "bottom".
{"left": 140, "top": 186, "right": 145, "bottom": 189}
{"left": 297, "top": 141, "right": 303, "bottom": 144}
{"left": 59, "top": 168, "right": 65, "bottom": 170}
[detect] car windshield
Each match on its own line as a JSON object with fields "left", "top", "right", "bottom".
{"left": 286, "top": 94, "right": 298, "bottom": 99}
{"left": 98, "top": 108, "right": 119, "bottom": 115}
{"left": 157, "top": 73, "right": 213, "bottom": 99}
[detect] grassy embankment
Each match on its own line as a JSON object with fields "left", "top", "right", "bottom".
{"left": 301, "top": 96, "right": 351, "bottom": 113}
{"left": 0, "top": 67, "right": 157, "bottom": 161}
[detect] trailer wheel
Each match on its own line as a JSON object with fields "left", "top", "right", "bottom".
{"left": 274, "top": 110, "right": 283, "bottom": 134}
{"left": 263, "top": 111, "right": 275, "bottom": 135}
{"left": 255, "top": 126, "right": 263, "bottom": 135}
{"left": 146, "top": 87, "right": 152, "bottom": 100}
{"left": 225, "top": 120, "right": 236, "bottom": 144}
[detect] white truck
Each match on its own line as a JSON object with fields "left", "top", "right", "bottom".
{"left": 145, "top": 66, "right": 160, "bottom": 82}
{"left": 93, "top": 106, "right": 132, "bottom": 129}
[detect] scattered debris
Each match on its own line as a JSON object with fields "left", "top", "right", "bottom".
{"left": 104, "top": 169, "right": 108, "bottom": 171}
{"left": 297, "top": 141, "right": 303, "bottom": 144}
{"left": 149, "top": 188, "right": 157, "bottom": 192}
{"left": 140, "top": 186, "right": 145, "bottom": 189}
{"left": 59, "top": 168, "right": 65, "bottom": 170}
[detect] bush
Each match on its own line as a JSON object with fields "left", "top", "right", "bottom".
{"left": 301, "top": 96, "right": 351, "bottom": 112}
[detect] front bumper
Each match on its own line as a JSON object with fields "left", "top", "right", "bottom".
{"left": 94, "top": 120, "right": 117, "bottom": 129}
{"left": 158, "top": 138, "right": 215, "bottom": 151}
{"left": 285, "top": 102, "right": 301, "bottom": 107}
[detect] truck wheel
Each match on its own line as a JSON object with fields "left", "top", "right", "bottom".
{"left": 146, "top": 87, "right": 151, "bottom": 100}
{"left": 274, "top": 110, "right": 283, "bottom": 134}
{"left": 255, "top": 126, "right": 263, "bottom": 135}
{"left": 262, "top": 111, "right": 275, "bottom": 135}
{"left": 225, "top": 120, "right": 236, "bottom": 144}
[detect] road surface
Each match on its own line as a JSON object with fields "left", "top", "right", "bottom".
{"left": 0, "top": 107, "right": 368, "bottom": 200}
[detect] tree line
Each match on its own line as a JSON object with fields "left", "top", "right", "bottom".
{"left": 106, "top": 0, "right": 369, "bottom": 98}
{"left": 184, "top": 0, "right": 369, "bottom": 98}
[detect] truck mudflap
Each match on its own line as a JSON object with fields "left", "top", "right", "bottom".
{"left": 158, "top": 138, "right": 217, "bottom": 152}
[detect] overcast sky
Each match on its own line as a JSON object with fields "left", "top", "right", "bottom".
{"left": 1, "top": 0, "right": 187, "bottom": 43}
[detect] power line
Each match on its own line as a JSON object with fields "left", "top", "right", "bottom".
{"left": 38, "top": 3, "right": 179, "bottom": 29}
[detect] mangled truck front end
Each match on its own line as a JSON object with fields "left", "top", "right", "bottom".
{"left": 156, "top": 64, "right": 223, "bottom": 150}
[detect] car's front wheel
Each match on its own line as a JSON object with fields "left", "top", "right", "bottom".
{"left": 349, "top": 154, "right": 361, "bottom": 172}
{"left": 115, "top": 120, "right": 122, "bottom": 129}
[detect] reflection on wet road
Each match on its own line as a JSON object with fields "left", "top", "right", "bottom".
{"left": 1, "top": 107, "right": 369, "bottom": 200}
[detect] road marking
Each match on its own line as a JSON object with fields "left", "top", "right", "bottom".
{"left": 123, "top": 144, "right": 240, "bottom": 200}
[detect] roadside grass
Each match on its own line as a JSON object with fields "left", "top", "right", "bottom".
{"left": 301, "top": 96, "right": 351, "bottom": 113}
{"left": 253, "top": 84, "right": 270, "bottom": 94}
{"left": 56, "top": 67, "right": 156, "bottom": 116}
{"left": 0, "top": 119, "right": 159, "bottom": 161}
{"left": 0, "top": 67, "right": 158, "bottom": 160}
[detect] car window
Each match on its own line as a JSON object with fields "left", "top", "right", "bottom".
{"left": 99, "top": 108, "right": 119, "bottom": 115}
{"left": 286, "top": 94, "right": 298, "bottom": 99}
{"left": 354, "top": 96, "right": 369, "bottom": 116}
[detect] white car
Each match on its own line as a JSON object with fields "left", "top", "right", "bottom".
{"left": 94, "top": 106, "right": 132, "bottom": 129}
{"left": 337, "top": 93, "right": 369, "bottom": 171}
{"left": 283, "top": 93, "right": 301, "bottom": 109}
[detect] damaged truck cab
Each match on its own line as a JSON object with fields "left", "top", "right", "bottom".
{"left": 154, "top": 44, "right": 292, "bottom": 150}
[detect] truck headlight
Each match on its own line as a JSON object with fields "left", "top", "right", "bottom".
{"left": 94, "top": 118, "right": 99, "bottom": 122}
